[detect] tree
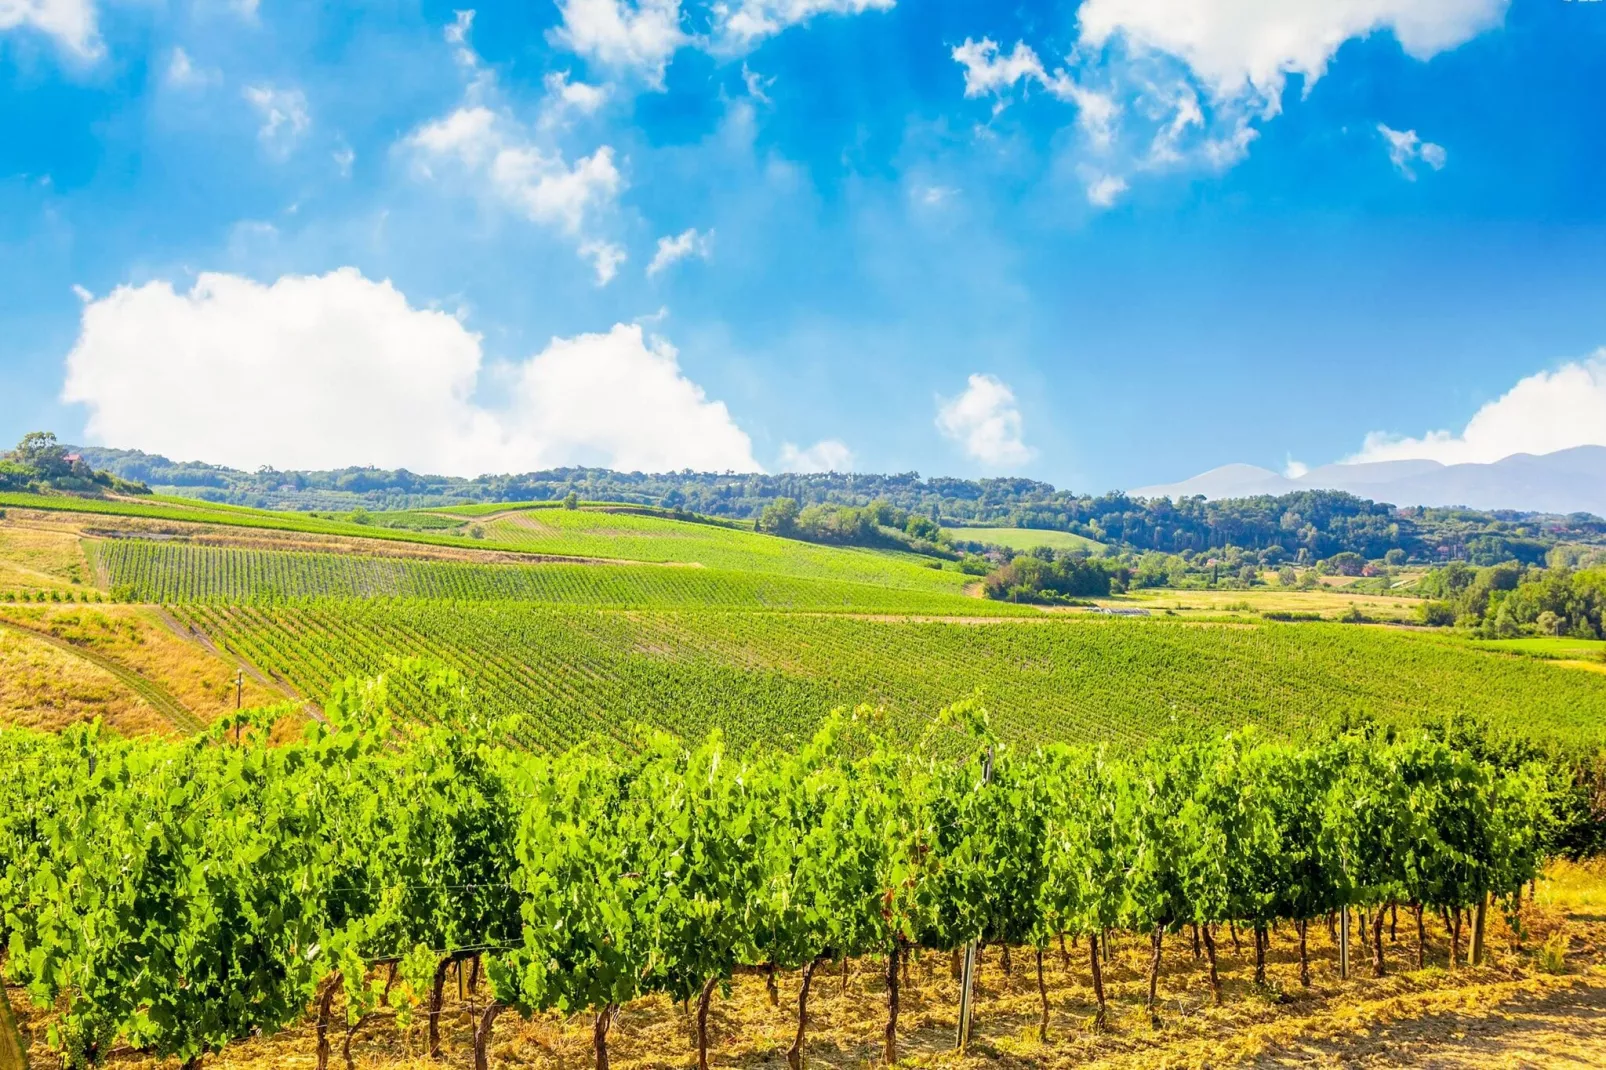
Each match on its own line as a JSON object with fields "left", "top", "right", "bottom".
{"left": 564, "top": 491, "right": 580, "bottom": 509}
{"left": 756, "top": 497, "right": 800, "bottom": 536}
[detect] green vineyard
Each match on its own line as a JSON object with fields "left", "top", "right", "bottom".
{"left": 172, "top": 602, "right": 1606, "bottom": 753}
{"left": 91, "top": 538, "right": 1023, "bottom": 614}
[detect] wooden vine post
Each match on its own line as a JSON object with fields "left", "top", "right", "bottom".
{"left": 954, "top": 745, "right": 994, "bottom": 1053}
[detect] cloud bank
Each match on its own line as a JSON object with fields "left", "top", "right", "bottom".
{"left": 1350, "top": 351, "right": 1606, "bottom": 466}
{"left": 61, "top": 269, "right": 760, "bottom": 475}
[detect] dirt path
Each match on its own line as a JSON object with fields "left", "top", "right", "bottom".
{"left": 0, "top": 617, "right": 202, "bottom": 734}
{"left": 1249, "top": 974, "right": 1606, "bottom": 1067}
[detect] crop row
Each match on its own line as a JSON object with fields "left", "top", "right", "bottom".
{"left": 90, "top": 538, "right": 1022, "bottom": 616}
{"left": 0, "top": 689, "right": 1564, "bottom": 1070}
{"left": 171, "top": 603, "right": 1606, "bottom": 752}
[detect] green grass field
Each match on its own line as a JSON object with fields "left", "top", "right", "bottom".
{"left": 943, "top": 526, "right": 1105, "bottom": 553}
{"left": 1466, "top": 635, "right": 1606, "bottom": 661}
{"left": 474, "top": 507, "right": 973, "bottom": 592}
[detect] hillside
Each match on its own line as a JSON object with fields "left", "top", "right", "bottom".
{"left": 3, "top": 492, "right": 1605, "bottom": 755}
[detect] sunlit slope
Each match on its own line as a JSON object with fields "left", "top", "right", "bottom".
{"left": 3, "top": 492, "right": 977, "bottom": 595}
{"left": 173, "top": 607, "right": 1606, "bottom": 753}
{"left": 90, "top": 539, "right": 1023, "bottom": 614}
{"left": 470, "top": 507, "right": 977, "bottom": 592}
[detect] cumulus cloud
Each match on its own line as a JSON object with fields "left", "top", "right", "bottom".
{"left": 935, "top": 374, "right": 1035, "bottom": 468}
{"left": 715, "top": 0, "right": 894, "bottom": 49}
{"left": 543, "top": 70, "right": 609, "bottom": 118}
{"left": 408, "top": 107, "right": 621, "bottom": 234}
{"left": 0, "top": 0, "right": 99, "bottom": 57}
{"left": 778, "top": 439, "right": 854, "bottom": 473}
{"left": 552, "top": 0, "right": 687, "bottom": 87}
{"left": 1350, "top": 351, "right": 1606, "bottom": 466}
{"left": 579, "top": 239, "right": 627, "bottom": 284}
{"left": 60, "top": 269, "right": 760, "bottom": 474}
{"left": 952, "top": 37, "right": 1048, "bottom": 98}
{"left": 404, "top": 15, "right": 624, "bottom": 272}
{"left": 243, "top": 85, "right": 310, "bottom": 156}
{"left": 1076, "top": 0, "right": 1508, "bottom": 113}
{"left": 646, "top": 227, "right": 713, "bottom": 276}
{"left": 1378, "top": 123, "right": 1447, "bottom": 179}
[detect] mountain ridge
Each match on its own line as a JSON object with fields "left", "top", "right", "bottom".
{"left": 1133, "top": 445, "right": 1606, "bottom": 515}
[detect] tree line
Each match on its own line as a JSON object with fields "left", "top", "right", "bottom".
{"left": 66, "top": 441, "right": 1604, "bottom": 564}
{"left": 0, "top": 663, "right": 1581, "bottom": 1070}
{"left": 1416, "top": 561, "right": 1606, "bottom": 636}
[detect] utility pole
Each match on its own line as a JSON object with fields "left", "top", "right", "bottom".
{"left": 955, "top": 746, "right": 995, "bottom": 1053}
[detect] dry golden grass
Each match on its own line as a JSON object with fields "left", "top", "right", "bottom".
{"left": 0, "top": 603, "right": 283, "bottom": 731}
{"left": 0, "top": 625, "right": 174, "bottom": 735}
{"left": 9, "top": 867, "right": 1605, "bottom": 1070}
{"left": 1100, "top": 587, "right": 1422, "bottom": 621}
{"left": 0, "top": 519, "right": 91, "bottom": 593}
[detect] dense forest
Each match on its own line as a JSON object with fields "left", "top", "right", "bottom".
{"left": 71, "top": 445, "right": 1606, "bottom": 565}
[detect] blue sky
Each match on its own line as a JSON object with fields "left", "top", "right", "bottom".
{"left": 2, "top": 0, "right": 1605, "bottom": 491}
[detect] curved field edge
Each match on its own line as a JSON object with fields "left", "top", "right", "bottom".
{"left": 0, "top": 618, "right": 202, "bottom": 733}
{"left": 174, "top": 608, "right": 1606, "bottom": 753}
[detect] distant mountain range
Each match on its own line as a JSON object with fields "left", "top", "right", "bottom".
{"left": 1132, "top": 445, "right": 1606, "bottom": 516}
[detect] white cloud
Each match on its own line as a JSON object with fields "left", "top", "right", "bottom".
{"left": 778, "top": 439, "right": 854, "bottom": 473}
{"left": 579, "top": 239, "right": 627, "bottom": 284}
{"left": 0, "top": 0, "right": 99, "bottom": 58}
{"left": 1378, "top": 122, "right": 1447, "bottom": 179}
{"left": 1076, "top": 0, "right": 1508, "bottom": 113}
{"left": 407, "top": 108, "right": 621, "bottom": 235}
{"left": 715, "top": 0, "right": 894, "bottom": 49}
{"left": 165, "top": 47, "right": 218, "bottom": 89}
{"left": 543, "top": 70, "right": 609, "bottom": 117}
{"left": 61, "top": 269, "right": 760, "bottom": 474}
{"left": 332, "top": 144, "right": 355, "bottom": 177}
{"left": 646, "top": 227, "right": 713, "bottom": 277}
{"left": 243, "top": 85, "right": 310, "bottom": 156}
{"left": 406, "top": 15, "right": 624, "bottom": 277}
{"left": 552, "top": 0, "right": 687, "bottom": 87}
{"left": 1283, "top": 456, "right": 1309, "bottom": 479}
{"left": 952, "top": 37, "right": 1047, "bottom": 99}
{"left": 1350, "top": 351, "right": 1606, "bottom": 466}
{"left": 955, "top": 1, "right": 1498, "bottom": 203}
{"left": 741, "top": 62, "right": 773, "bottom": 103}
{"left": 1085, "top": 173, "right": 1127, "bottom": 207}
{"left": 935, "top": 373, "right": 1035, "bottom": 468}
